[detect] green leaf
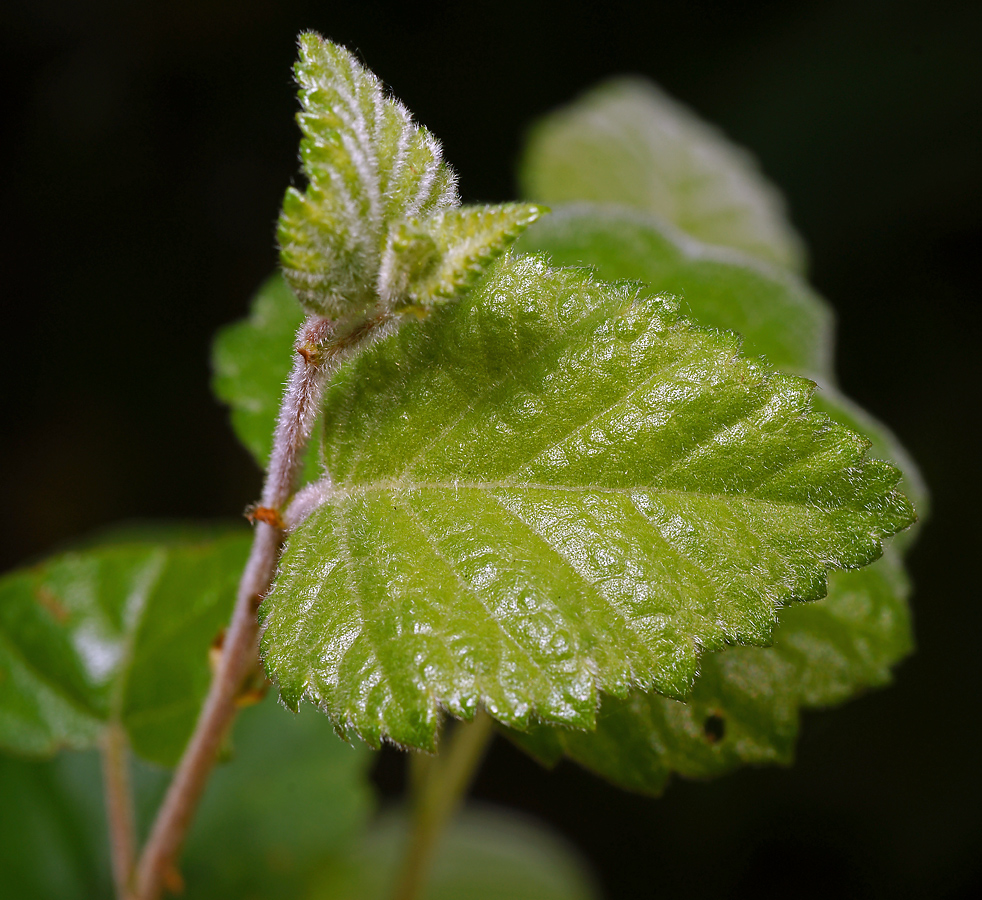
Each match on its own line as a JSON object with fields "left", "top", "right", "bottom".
{"left": 516, "top": 203, "right": 928, "bottom": 518}
{"left": 380, "top": 204, "right": 546, "bottom": 315}
{"left": 517, "top": 203, "right": 831, "bottom": 378}
{"left": 260, "top": 255, "right": 913, "bottom": 751}
{"left": 510, "top": 200, "right": 924, "bottom": 791}
{"left": 212, "top": 273, "right": 306, "bottom": 468}
{"left": 0, "top": 526, "right": 249, "bottom": 765}
{"left": 279, "top": 32, "right": 458, "bottom": 326}
{"left": 508, "top": 546, "right": 912, "bottom": 794}
{"left": 0, "top": 751, "right": 110, "bottom": 900}
{"left": 520, "top": 78, "right": 807, "bottom": 272}
{"left": 307, "top": 806, "right": 599, "bottom": 900}
{"left": 181, "top": 692, "right": 375, "bottom": 898}
{"left": 0, "top": 692, "right": 375, "bottom": 900}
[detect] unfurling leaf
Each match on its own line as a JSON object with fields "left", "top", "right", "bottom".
{"left": 379, "top": 204, "right": 546, "bottom": 315}
{"left": 520, "top": 78, "right": 807, "bottom": 272}
{"left": 259, "top": 255, "right": 913, "bottom": 751}
{"left": 278, "top": 32, "right": 459, "bottom": 327}
{"left": 0, "top": 526, "right": 249, "bottom": 765}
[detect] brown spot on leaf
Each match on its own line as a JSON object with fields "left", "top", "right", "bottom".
{"left": 35, "top": 586, "right": 70, "bottom": 624}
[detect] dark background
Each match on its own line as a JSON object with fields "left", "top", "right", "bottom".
{"left": 2, "top": 0, "right": 980, "bottom": 897}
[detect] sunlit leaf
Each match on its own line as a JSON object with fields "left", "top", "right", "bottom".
{"left": 260, "top": 255, "right": 913, "bottom": 751}
{"left": 520, "top": 77, "right": 806, "bottom": 271}
{"left": 508, "top": 546, "right": 912, "bottom": 793}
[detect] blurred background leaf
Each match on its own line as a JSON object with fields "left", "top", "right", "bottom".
{"left": 1, "top": 1, "right": 978, "bottom": 897}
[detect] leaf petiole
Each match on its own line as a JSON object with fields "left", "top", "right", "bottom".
{"left": 393, "top": 710, "right": 495, "bottom": 900}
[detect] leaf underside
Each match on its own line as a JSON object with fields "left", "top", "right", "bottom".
{"left": 0, "top": 527, "right": 249, "bottom": 766}
{"left": 520, "top": 77, "right": 807, "bottom": 272}
{"left": 260, "top": 255, "right": 912, "bottom": 751}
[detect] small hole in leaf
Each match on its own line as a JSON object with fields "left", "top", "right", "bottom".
{"left": 703, "top": 714, "right": 725, "bottom": 743}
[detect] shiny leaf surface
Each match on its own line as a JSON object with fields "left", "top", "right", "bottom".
{"left": 520, "top": 78, "right": 807, "bottom": 271}
{"left": 0, "top": 526, "right": 249, "bottom": 765}
{"left": 517, "top": 203, "right": 928, "bottom": 517}
{"left": 260, "top": 255, "right": 913, "bottom": 750}
{"left": 508, "top": 546, "right": 912, "bottom": 793}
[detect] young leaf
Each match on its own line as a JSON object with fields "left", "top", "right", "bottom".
{"left": 520, "top": 78, "right": 807, "bottom": 272}
{"left": 278, "top": 32, "right": 458, "bottom": 327}
{"left": 309, "top": 807, "right": 598, "bottom": 900}
{"left": 507, "top": 546, "right": 912, "bottom": 794}
{"left": 379, "top": 204, "right": 546, "bottom": 315}
{"left": 259, "top": 255, "right": 913, "bottom": 751}
{"left": 0, "top": 526, "right": 249, "bottom": 765}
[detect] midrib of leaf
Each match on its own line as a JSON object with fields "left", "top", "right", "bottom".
{"left": 301, "top": 478, "right": 882, "bottom": 510}
{"left": 106, "top": 549, "right": 166, "bottom": 725}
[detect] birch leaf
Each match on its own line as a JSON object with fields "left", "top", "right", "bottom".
{"left": 259, "top": 256, "right": 913, "bottom": 750}
{"left": 520, "top": 78, "right": 807, "bottom": 271}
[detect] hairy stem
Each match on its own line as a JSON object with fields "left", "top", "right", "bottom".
{"left": 102, "top": 722, "right": 137, "bottom": 900}
{"left": 134, "top": 315, "right": 333, "bottom": 900}
{"left": 392, "top": 711, "right": 495, "bottom": 900}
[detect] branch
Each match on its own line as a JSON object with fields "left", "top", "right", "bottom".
{"left": 102, "top": 722, "right": 137, "bottom": 900}
{"left": 133, "top": 314, "right": 336, "bottom": 900}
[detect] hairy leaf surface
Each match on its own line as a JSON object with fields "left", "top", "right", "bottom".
{"left": 508, "top": 546, "right": 911, "bottom": 793}
{"left": 279, "top": 33, "right": 458, "bottom": 325}
{"left": 512, "top": 202, "right": 924, "bottom": 789}
{"left": 260, "top": 256, "right": 912, "bottom": 750}
{"left": 0, "top": 526, "right": 248, "bottom": 765}
{"left": 380, "top": 204, "right": 545, "bottom": 315}
{"left": 308, "top": 807, "right": 598, "bottom": 900}
{"left": 518, "top": 203, "right": 928, "bottom": 515}
{"left": 520, "top": 78, "right": 806, "bottom": 271}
